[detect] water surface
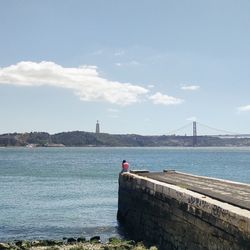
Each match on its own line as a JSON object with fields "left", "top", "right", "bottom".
{"left": 0, "top": 147, "right": 249, "bottom": 241}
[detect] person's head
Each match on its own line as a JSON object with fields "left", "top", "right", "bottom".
{"left": 122, "top": 160, "right": 126, "bottom": 163}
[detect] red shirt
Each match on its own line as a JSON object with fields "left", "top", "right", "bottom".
{"left": 122, "top": 162, "right": 129, "bottom": 170}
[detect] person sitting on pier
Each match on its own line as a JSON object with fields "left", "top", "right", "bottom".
{"left": 120, "top": 160, "right": 129, "bottom": 173}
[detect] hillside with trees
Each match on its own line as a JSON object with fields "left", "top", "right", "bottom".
{"left": 1, "top": 131, "right": 250, "bottom": 147}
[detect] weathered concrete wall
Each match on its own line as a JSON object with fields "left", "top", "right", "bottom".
{"left": 117, "top": 172, "right": 250, "bottom": 250}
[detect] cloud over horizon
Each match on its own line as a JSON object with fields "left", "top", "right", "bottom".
{"left": 0, "top": 61, "right": 184, "bottom": 107}
{"left": 115, "top": 60, "right": 140, "bottom": 67}
{"left": 0, "top": 61, "right": 148, "bottom": 106}
{"left": 149, "top": 92, "right": 184, "bottom": 105}
{"left": 238, "top": 105, "right": 250, "bottom": 112}
{"left": 181, "top": 85, "right": 200, "bottom": 91}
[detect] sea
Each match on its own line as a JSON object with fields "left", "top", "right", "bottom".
{"left": 0, "top": 147, "right": 250, "bottom": 242}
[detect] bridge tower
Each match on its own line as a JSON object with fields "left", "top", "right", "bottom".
{"left": 193, "top": 121, "right": 197, "bottom": 146}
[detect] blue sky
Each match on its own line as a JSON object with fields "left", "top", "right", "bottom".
{"left": 1, "top": 0, "right": 250, "bottom": 135}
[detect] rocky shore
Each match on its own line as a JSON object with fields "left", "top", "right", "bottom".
{"left": 0, "top": 237, "right": 158, "bottom": 250}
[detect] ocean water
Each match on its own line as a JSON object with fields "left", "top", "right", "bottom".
{"left": 0, "top": 147, "right": 250, "bottom": 242}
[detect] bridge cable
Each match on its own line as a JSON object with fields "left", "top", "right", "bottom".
{"left": 166, "top": 122, "right": 193, "bottom": 135}
{"left": 196, "top": 122, "right": 240, "bottom": 135}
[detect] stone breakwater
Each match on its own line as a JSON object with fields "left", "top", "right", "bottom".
{"left": 117, "top": 171, "right": 250, "bottom": 250}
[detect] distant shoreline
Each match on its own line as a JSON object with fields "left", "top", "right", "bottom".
{"left": 2, "top": 145, "right": 250, "bottom": 148}
{"left": 1, "top": 131, "right": 250, "bottom": 147}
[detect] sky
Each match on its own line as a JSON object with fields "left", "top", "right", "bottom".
{"left": 1, "top": 0, "right": 250, "bottom": 135}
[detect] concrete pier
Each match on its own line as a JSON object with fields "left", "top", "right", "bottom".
{"left": 117, "top": 170, "right": 250, "bottom": 250}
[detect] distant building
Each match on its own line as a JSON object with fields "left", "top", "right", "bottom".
{"left": 96, "top": 120, "right": 100, "bottom": 133}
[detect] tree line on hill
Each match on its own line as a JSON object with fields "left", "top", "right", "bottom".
{"left": 1, "top": 131, "right": 250, "bottom": 147}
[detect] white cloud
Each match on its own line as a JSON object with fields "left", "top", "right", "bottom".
{"left": 186, "top": 116, "right": 197, "bottom": 121}
{"left": 238, "top": 105, "right": 250, "bottom": 112}
{"left": 0, "top": 61, "right": 148, "bottom": 106}
{"left": 181, "top": 85, "right": 200, "bottom": 91}
{"left": 149, "top": 92, "right": 184, "bottom": 105}
{"left": 115, "top": 60, "right": 140, "bottom": 67}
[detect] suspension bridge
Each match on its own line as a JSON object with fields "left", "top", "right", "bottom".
{"left": 166, "top": 121, "right": 250, "bottom": 146}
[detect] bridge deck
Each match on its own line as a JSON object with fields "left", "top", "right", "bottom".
{"left": 137, "top": 171, "right": 250, "bottom": 211}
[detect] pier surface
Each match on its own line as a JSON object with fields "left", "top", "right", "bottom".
{"left": 137, "top": 170, "right": 250, "bottom": 210}
{"left": 118, "top": 170, "right": 250, "bottom": 250}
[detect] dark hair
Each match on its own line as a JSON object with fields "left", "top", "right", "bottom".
{"left": 122, "top": 160, "right": 126, "bottom": 163}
